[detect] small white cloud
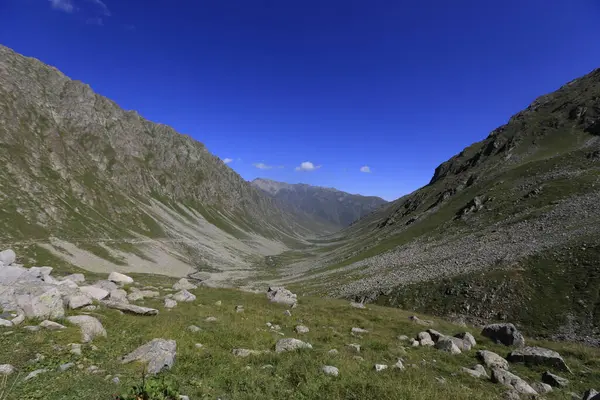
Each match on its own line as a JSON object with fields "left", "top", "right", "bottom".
{"left": 360, "top": 165, "right": 371, "bottom": 173}
{"left": 87, "top": 0, "right": 110, "bottom": 16}
{"left": 253, "top": 162, "right": 273, "bottom": 170}
{"left": 49, "top": 0, "right": 74, "bottom": 12}
{"left": 223, "top": 158, "right": 233, "bottom": 164}
{"left": 295, "top": 161, "right": 321, "bottom": 172}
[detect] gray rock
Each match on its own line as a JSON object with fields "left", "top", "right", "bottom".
{"left": 266, "top": 286, "right": 297, "bottom": 306}
{"left": 11, "top": 311, "right": 25, "bottom": 326}
{"left": 66, "top": 315, "right": 107, "bottom": 343}
{"left": 491, "top": 368, "right": 538, "bottom": 395}
{"left": 322, "top": 365, "right": 339, "bottom": 376}
{"left": 187, "top": 325, "right": 201, "bottom": 333}
{"left": 92, "top": 280, "right": 119, "bottom": 292}
{"left": 205, "top": 316, "right": 217, "bottom": 322}
{"left": 58, "top": 362, "right": 75, "bottom": 372}
{"left": 195, "top": 343, "right": 204, "bottom": 349}
{"left": 235, "top": 305, "right": 244, "bottom": 313}
{"left": 397, "top": 335, "right": 410, "bottom": 341}
{"left": 295, "top": 325, "right": 309, "bottom": 334}
{"left": 62, "top": 273, "right": 85, "bottom": 283}
{"left": 455, "top": 332, "right": 477, "bottom": 347}
{"left": 24, "top": 368, "right": 47, "bottom": 381}
{"left": 327, "top": 349, "right": 339, "bottom": 355}
{"left": 462, "top": 364, "right": 488, "bottom": 378}
{"left": 542, "top": 371, "right": 569, "bottom": 387}
{"left": 81, "top": 305, "right": 97, "bottom": 311}
{"left": 349, "top": 302, "right": 366, "bottom": 309}
{"left": 232, "top": 348, "right": 263, "bottom": 357}
{"left": 164, "top": 298, "right": 177, "bottom": 308}
{"left": 173, "top": 289, "right": 196, "bottom": 302}
{"left": 417, "top": 331, "right": 431, "bottom": 341}
{"left": 127, "top": 290, "right": 144, "bottom": 302}
{"left": 481, "top": 323, "right": 525, "bottom": 347}
{"left": 109, "top": 289, "right": 129, "bottom": 303}
{"left": 0, "top": 364, "right": 15, "bottom": 375}
{"left": 70, "top": 343, "right": 82, "bottom": 356}
{"left": 409, "top": 315, "right": 434, "bottom": 326}
{"left": 447, "top": 335, "right": 473, "bottom": 351}
{"left": 173, "top": 278, "right": 197, "bottom": 291}
{"left": 346, "top": 344, "right": 361, "bottom": 353}
{"left": 393, "top": 359, "right": 405, "bottom": 370}
{"left": 121, "top": 339, "right": 177, "bottom": 375}
{"left": 351, "top": 327, "right": 369, "bottom": 335}
{"left": 503, "top": 389, "right": 521, "bottom": 400}
{"left": 374, "top": 364, "right": 388, "bottom": 372}
{"left": 0, "top": 249, "right": 16, "bottom": 266}
{"left": 17, "top": 287, "right": 65, "bottom": 319}
{"left": 0, "top": 318, "right": 12, "bottom": 327}
{"left": 39, "top": 320, "right": 66, "bottom": 330}
{"left": 411, "top": 339, "right": 420, "bottom": 347}
{"left": 66, "top": 294, "right": 93, "bottom": 309}
{"left": 426, "top": 328, "right": 444, "bottom": 342}
{"left": 420, "top": 338, "right": 435, "bottom": 346}
{"left": 275, "top": 338, "right": 312, "bottom": 353}
{"left": 23, "top": 325, "right": 41, "bottom": 332}
{"left": 477, "top": 350, "right": 509, "bottom": 370}
{"left": 435, "top": 337, "right": 461, "bottom": 354}
{"left": 531, "top": 382, "right": 553, "bottom": 394}
{"left": 80, "top": 286, "right": 109, "bottom": 301}
{"left": 108, "top": 272, "right": 134, "bottom": 284}
{"left": 112, "top": 376, "right": 120, "bottom": 384}
{"left": 507, "top": 346, "right": 571, "bottom": 372}
{"left": 100, "top": 300, "right": 158, "bottom": 315}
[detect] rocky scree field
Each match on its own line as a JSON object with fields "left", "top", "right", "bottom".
{"left": 1, "top": 251, "right": 600, "bottom": 400}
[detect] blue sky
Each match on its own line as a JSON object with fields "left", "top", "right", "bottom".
{"left": 2, "top": 1, "right": 600, "bottom": 201}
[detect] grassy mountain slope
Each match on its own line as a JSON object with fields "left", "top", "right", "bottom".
{"left": 266, "top": 68, "right": 600, "bottom": 340}
{"left": 0, "top": 45, "right": 330, "bottom": 283}
{"left": 252, "top": 178, "right": 387, "bottom": 228}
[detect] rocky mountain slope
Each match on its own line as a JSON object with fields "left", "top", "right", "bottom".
{"left": 0, "top": 45, "right": 330, "bottom": 284}
{"left": 269, "top": 68, "right": 600, "bottom": 342}
{"left": 251, "top": 178, "right": 387, "bottom": 228}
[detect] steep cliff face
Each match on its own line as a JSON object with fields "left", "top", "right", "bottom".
{"left": 252, "top": 178, "right": 387, "bottom": 228}
{"left": 0, "top": 45, "right": 320, "bottom": 280}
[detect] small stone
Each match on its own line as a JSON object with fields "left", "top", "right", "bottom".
{"left": 24, "top": 369, "right": 47, "bottom": 381}
{"left": 23, "top": 325, "right": 41, "bottom": 332}
{"left": 350, "top": 302, "right": 366, "bottom": 309}
{"left": 346, "top": 344, "right": 361, "bottom": 353}
{"left": 411, "top": 339, "right": 420, "bottom": 347}
{"left": 87, "top": 365, "right": 100, "bottom": 373}
{"left": 58, "top": 362, "right": 74, "bottom": 372}
{"left": 173, "top": 289, "right": 196, "bottom": 302}
{"left": 353, "top": 356, "right": 365, "bottom": 362}
{"left": 178, "top": 396, "right": 190, "bottom": 400}
{"left": 121, "top": 339, "right": 177, "bottom": 375}
{"left": 275, "top": 338, "right": 312, "bottom": 353}
{"left": 112, "top": 376, "right": 120, "bottom": 384}
{"left": 164, "top": 298, "right": 177, "bottom": 309}
{"left": 393, "top": 359, "right": 405, "bottom": 370}
{"left": 295, "top": 325, "right": 309, "bottom": 334}
{"left": 70, "top": 343, "right": 82, "bottom": 356}
{"left": 235, "top": 305, "right": 244, "bottom": 313}
{"left": 214, "top": 301, "right": 222, "bottom": 306}
{"left": 461, "top": 364, "right": 488, "bottom": 378}
{"left": 187, "top": 325, "right": 201, "bottom": 333}
{"left": 232, "top": 348, "right": 263, "bottom": 357}
{"left": 397, "top": 335, "right": 409, "bottom": 341}
{"left": 195, "top": 343, "right": 204, "bottom": 349}
{"left": 205, "top": 316, "right": 217, "bottom": 322}
{"left": 0, "top": 364, "right": 15, "bottom": 375}
{"left": 173, "top": 278, "right": 197, "bottom": 291}
{"left": 374, "top": 364, "right": 388, "bottom": 372}
{"left": 39, "top": 320, "right": 66, "bottom": 330}
{"left": 283, "top": 310, "right": 292, "bottom": 316}
{"left": 322, "top": 365, "right": 339, "bottom": 376}
{"left": 327, "top": 349, "right": 339, "bottom": 355}
{"left": 435, "top": 377, "right": 447, "bottom": 385}
{"left": 66, "top": 315, "right": 106, "bottom": 343}
{"left": 351, "top": 327, "right": 368, "bottom": 335}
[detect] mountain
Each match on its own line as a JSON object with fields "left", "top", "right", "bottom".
{"left": 0, "top": 45, "right": 332, "bottom": 284}
{"left": 251, "top": 178, "right": 388, "bottom": 228}
{"left": 274, "top": 68, "right": 600, "bottom": 341}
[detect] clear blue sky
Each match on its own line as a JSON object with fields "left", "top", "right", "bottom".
{"left": 2, "top": 1, "right": 600, "bottom": 201}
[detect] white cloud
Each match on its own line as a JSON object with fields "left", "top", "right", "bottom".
{"left": 360, "top": 165, "right": 371, "bottom": 173}
{"left": 253, "top": 162, "right": 273, "bottom": 170}
{"left": 223, "top": 158, "right": 233, "bottom": 164}
{"left": 295, "top": 161, "right": 321, "bottom": 172}
{"left": 49, "top": 0, "right": 74, "bottom": 12}
{"left": 87, "top": 0, "right": 110, "bottom": 16}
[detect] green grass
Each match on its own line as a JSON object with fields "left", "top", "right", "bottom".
{"left": 2, "top": 272, "right": 599, "bottom": 400}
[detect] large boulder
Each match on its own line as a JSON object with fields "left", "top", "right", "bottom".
{"left": 0, "top": 249, "right": 16, "bottom": 266}
{"left": 121, "top": 339, "right": 176, "bottom": 375}
{"left": 109, "top": 289, "right": 129, "bottom": 303}
{"left": 67, "top": 315, "right": 107, "bottom": 343}
{"left": 435, "top": 337, "right": 461, "bottom": 354}
{"left": 491, "top": 368, "right": 538, "bottom": 396}
{"left": 108, "top": 272, "right": 134, "bottom": 284}
{"left": 172, "top": 278, "right": 197, "bottom": 291}
{"left": 61, "top": 273, "right": 85, "bottom": 283}
{"left": 80, "top": 286, "right": 109, "bottom": 300}
{"left": 481, "top": 323, "right": 525, "bottom": 347}
{"left": 507, "top": 346, "right": 571, "bottom": 372}
{"left": 477, "top": 350, "right": 509, "bottom": 370}
{"left": 541, "top": 371, "right": 569, "bottom": 388}
{"left": 16, "top": 286, "right": 64, "bottom": 319}
{"left": 173, "top": 289, "right": 196, "bottom": 302}
{"left": 266, "top": 286, "right": 297, "bottom": 306}
{"left": 65, "top": 294, "right": 93, "bottom": 310}
{"left": 93, "top": 280, "right": 119, "bottom": 292}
